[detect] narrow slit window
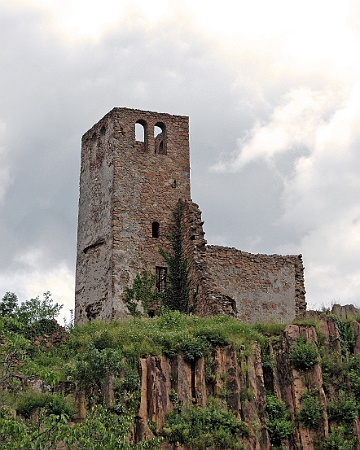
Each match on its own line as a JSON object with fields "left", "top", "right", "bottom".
{"left": 156, "top": 267, "right": 167, "bottom": 292}
{"left": 152, "top": 221, "right": 159, "bottom": 238}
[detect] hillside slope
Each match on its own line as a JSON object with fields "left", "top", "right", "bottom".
{"left": 1, "top": 307, "right": 360, "bottom": 449}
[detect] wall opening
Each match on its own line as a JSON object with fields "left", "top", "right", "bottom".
{"left": 100, "top": 126, "right": 106, "bottom": 136}
{"left": 156, "top": 267, "right": 167, "bottom": 292}
{"left": 135, "top": 122, "right": 145, "bottom": 142}
{"left": 152, "top": 221, "right": 159, "bottom": 238}
{"left": 135, "top": 120, "right": 148, "bottom": 152}
{"left": 154, "top": 122, "right": 166, "bottom": 154}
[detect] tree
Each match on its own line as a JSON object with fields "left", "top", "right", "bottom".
{"left": 0, "top": 292, "right": 18, "bottom": 317}
{"left": 125, "top": 271, "right": 162, "bottom": 316}
{"left": 0, "top": 291, "right": 62, "bottom": 324}
{"left": 160, "top": 201, "right": 189, "bottom": 313}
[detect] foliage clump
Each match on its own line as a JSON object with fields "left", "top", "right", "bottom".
{"left": 265, "top": 392, "right": 293, "bottom": 446}
{"left": 289, "top": 336, "right": 318, "bottom": 371}
{"left": 299, "top": 390, "right": 322, "bottom": 429}
{"left": 159, "top": 201, "right": 190, "bottom": 313}
{"left": 327, "top": 390, "right": 358, "bottom": 423}
{"left": 0, "top": 291, "right": 62, "bottom": 325}
{"left": 125, "top": 271, "right": 162, "bottom": 317}
{"left": 162, "top": 397, "right": 249, "bottom": 450}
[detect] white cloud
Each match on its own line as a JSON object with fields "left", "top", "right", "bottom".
{"left": 212, "top": 87, "right": 347, "bottom": 172}
{"left": 1, "top": 0, "right": 360, "bottom": 317}
{"left": 0, "top": 248, "right": 74, "bottom": 323}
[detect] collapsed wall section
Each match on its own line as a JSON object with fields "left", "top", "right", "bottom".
{"left": 181, "top": 200, "right": 306, "bottom": 322}
{"left": 206, "top": 247, "right": 305, "bottom": 323}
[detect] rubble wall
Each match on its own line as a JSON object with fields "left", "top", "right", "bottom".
{"left": 181, "top": 200, "right": 306, "bottom": 322}
{"left": 75, "top": 108, "right": 191, "bottom": 323}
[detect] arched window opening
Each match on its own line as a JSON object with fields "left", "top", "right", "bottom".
{"left": 91, "top": 132, "right": 97, "bottom": 142}
{"left": 154, "top": 122, "right": 166, "bottom": 155}
{"left": 154, "top": 125, "right": 162, "bottom": 138}
{"left": 152, "top": 221, "right": 159, "bottom": 238}
{"left": 135, "top": 119, "right": 147, "bottom": 152}
{"left": 135, "top": 122, "right": 145, "bottom": 142}
{"left": 100, "top": 126, "right": 106, "bottom": 136}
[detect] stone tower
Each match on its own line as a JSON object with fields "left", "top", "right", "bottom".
{"left": 75, "top": 108, "right": 191, "bottom": 323}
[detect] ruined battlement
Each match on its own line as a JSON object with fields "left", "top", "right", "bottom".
{"left": 75, "top": 108, "right": 306, "bottom": 324}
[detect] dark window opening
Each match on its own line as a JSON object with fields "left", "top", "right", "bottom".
{"left": 91, "top": 132, "right": 97, "bottom": 142}
{"left": 152, "top": 221, "right": 159, "bottom": 238}
{"left": 156, "top": 267, "right": 167, "bottom": 292}
{"left": 100, "top": 126, "right": 106, "bottom": 136}
{"left": 154, "top": 122, "right": 166, "bottom": 155}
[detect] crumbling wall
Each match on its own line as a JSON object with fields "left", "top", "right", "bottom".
{"left": 76, "top": 108, "right": 306, "bottom": 324}
{"left": 75, "top": 108, "right": 191, "bottom": 323}
{"left": 206, "top": 247, "right": 306, "bottom": 323}
{"left": 75, "top": 121, "right": 115, "bottom": 323}
{"left": 181, "top": 200, "right": 306, "bottom": 322}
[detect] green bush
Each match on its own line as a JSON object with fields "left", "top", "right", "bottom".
{"left": 93, "top": 330, "right": 115, "bottom": 350}
{"left": 162, "top": 397, "right": 249, "bottom": 450}
{"left": 324, "top": 425, "right": 356, "bottom": 450}
{"left": 327, "top": 390, "right": 358, "bottom": 423}
{"left": 69, "top": 342, "right": 124, "bottom": 395}
{"left": 125, "top": 271, "right": 161, "bottom": 317}
{"left": 265, "top": 393, "right": 293, "bottom": 445}
{"left": 16, "top": 392, "right": 74, "bottom": 419}
{"left": 289, "top": 336, "right": 318, "bottom": 371}
{"left": 299, "top": 390, "right": 322, "bottom": 428}
{"left": 23, "top": 318, "right": 60, "bottom": 340}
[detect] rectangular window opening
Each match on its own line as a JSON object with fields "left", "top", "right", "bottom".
{"left": 156, "top": 266, "right": 167, "bottom": 292}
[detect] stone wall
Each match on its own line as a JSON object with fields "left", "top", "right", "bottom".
{"left": 75, "top": 108, "right": 306, "bottom": 324}
{"left": 75, "top": 108, "right": 191, "bottom": 323}
{"left": 206, "top": 247, "right": 305, "bottom": 323}
{"left": 181, "top": 200, "right": 306, "bottom": 322}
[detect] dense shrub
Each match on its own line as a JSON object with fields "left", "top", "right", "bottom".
{"left": 324, "top": 425, "right": 356, "bottom": 450}
{"left": 16, "top": 392, "right": 74, "bottom": 419}
{"left": 125, "top": 271, "right": 162, "bottom": 317}
{"left": 299, "top": 390, "right": 322, "bottom": 428}
{"left": 162, "top": 397, "right": 249, "bottom": 450}
{"left": 289, "top": 336, "right": 318, "bottom": 370}
{"left": 327, "top": 390, "right": 358, "bottom": 423}
{"left": 265, "top": 393, "right": 293, "bottom": 445}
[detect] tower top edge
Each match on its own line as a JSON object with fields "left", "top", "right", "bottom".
{"left": 82, "top": 107, "right": 189, "bottom": 138}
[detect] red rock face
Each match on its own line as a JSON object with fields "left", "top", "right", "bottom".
{"left": 51, "top": 308, "right": 358, "bottom": 449}
{"left": 132, "top": 314, "right": 360, "bottom": 449}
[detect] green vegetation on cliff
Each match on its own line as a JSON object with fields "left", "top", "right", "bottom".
{"left": 1, "top": 292, "right": 360, "bottom": 449}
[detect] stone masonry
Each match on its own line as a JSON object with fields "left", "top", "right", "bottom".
{"left": 75, "top": 107, "right": 306, "bottom": 323}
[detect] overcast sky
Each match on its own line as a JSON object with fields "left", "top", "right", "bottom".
{"left": 1, "top": 0, "right": 360, "bottom": 320}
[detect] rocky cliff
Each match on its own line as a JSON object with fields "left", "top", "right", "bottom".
{"left": 3, "top": 306, "right": 360, "bottom": 450}
{"left": 128, "top": 310, "right": 360, "bottom": 449}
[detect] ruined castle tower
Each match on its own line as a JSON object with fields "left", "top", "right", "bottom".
{"left": 76, "top": 107, "right": 306, "bottom": 325}
{"left": 75, "top": 108, "right": 190, "bottom": 323}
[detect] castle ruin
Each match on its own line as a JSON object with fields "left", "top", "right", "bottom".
{"left": 75, "top": 107, "right": 306, "bottom": 324}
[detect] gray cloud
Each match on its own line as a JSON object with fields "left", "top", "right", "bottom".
{"left": 1, "top": 2, "right": 359, "bottom": 312}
